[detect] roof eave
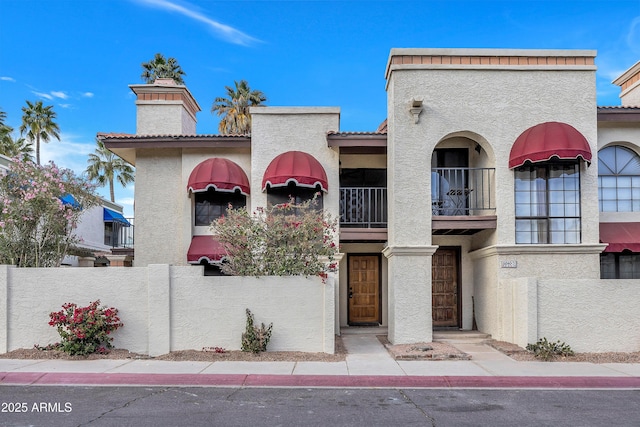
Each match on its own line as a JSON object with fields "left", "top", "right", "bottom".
{"left": 597, "top": 107, "right": 640, "bottom": 122}
{"left": 326, "top": 133, "right": 387, "bottom": 154}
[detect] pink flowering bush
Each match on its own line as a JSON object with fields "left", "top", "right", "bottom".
{"left": 0, "top": 158, "right": 98, "bottom": 267}
{"left": 211, "top": 199, "right": 339, "bottom": 278}
{"left": 44, "top": 300, "right": 123, "bottom": 356}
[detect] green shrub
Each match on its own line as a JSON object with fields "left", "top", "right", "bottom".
{"left": 241, "top": 309, "right": 273, "bottom": 353}
{"left": 43, "top": 300, "right": 123, "bottom": 356}
{"left": 526, "top": 337, "right": 574, "bottom": 361}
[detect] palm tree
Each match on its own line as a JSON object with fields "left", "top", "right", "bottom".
{"left": 0, "top": 132, "right": 33, "bottom": 161}
{"left": 211, "top": 80, "right": 267, "bottom": 135}
{"left": 0, "top": 108, "right": 33, "bottom": 161}
{"left": 141, "top": 53, "right": 186, "bottom": 85}
{"left": 19, "top": 100, "right": 60, "bottom": 165}
{"left": 86, "top": 139, "right": 135, "bottom": 202}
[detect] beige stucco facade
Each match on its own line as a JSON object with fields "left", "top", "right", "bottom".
{"left": 96, "top": 47, "right": 640, "bottom": 353}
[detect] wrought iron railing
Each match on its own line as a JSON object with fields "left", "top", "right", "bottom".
{"left": 431, "top": 168, "right": 495, "bottom": 216}
{"left": 107, "top": 218, "right": 134, "bottom": 248}
{"left": 340, "top": 187, "right": 387, "bottom": 228}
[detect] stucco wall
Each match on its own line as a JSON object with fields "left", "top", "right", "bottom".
{"left": 134, "top": 149, "right": 185, "bottom": 266}
{"left": 137, "top": 103, "right": 188, "bottom": 135}
{"left": 384, "top": 49, "right": 599, "bottom": 343}
{"left": 387, "top": 65, "right": 599, "bottom": 247}
{"left": 470, "top": 250, "right": 500, "bottom": 335}
{"left": 489, "top": 276, "right": 640, "bottom": 352}
{"left": 470, "top": 244, "right": 605, "bottom": 338}
{"left": 536, "top": 278, "right": 640, "bottom": 352}
{"left": 71, "top": 205, "right": 109, "bottom": 252}
{"left": 249, "top": 107, "right": 341, "bottom": 220}
{"left": 0, "top": 265, "right": 335, "bottom": 355}
{"left": 170, "top": 268, "right": 334, "bottom": 352}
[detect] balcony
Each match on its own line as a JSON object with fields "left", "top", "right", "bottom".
{"left": 340, "top": 187, "right": 387, "bottom": 241}
{"left": 106, "top": 218, "right": 135, "bottom": 260}
{"left": 431, "top": 167, "right": 496, "bottom": 234}
{"left": 339, "top": 167, "right": 497, "bottom": 240}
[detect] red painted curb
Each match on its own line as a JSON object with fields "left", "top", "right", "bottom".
{"left": 2, "top": 372, "right": 639, "bottom": 388}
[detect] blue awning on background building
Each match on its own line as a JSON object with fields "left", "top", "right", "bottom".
{"left": 59, "top": 194, "right": 80, "bottom": 208}
{"left": 103, "top": 208, "right": 131, "bottom": 227}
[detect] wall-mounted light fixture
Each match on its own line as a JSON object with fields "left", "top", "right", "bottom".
{"left": 410, "top": 98, "right": 423, "bottom": 124}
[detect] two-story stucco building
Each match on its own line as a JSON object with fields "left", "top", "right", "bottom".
{"left": 100, "top": 48, "right": 640, "bottom": 352}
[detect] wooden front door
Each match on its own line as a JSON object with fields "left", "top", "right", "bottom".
{"left": 348, "top": 255, "right": 381, "bottom": 325}
{"left": 432, "top": 248, "right": 459, "bottom": 327}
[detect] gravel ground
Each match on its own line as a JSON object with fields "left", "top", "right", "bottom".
{"left": 0, "top": 337, "right": 348, "bottom": 362}
{"left": 2, "top": 337, "right": 639, "bottom": 363}
{"left": 488, "top": 340, "right": 640, "bottom": 363}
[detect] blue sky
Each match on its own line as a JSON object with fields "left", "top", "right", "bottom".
{"left": 1, "top": 0, "right": 640, "bottom": 217}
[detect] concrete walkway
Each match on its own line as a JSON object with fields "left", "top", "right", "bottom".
{"left": 1, "top": 334, "right": 639, "bottom": 388}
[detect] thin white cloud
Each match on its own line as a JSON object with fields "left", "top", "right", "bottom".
{"left": 40, "top": 133, "right": 95, "bottom": 176}
{"left": 58, "top": 103, "right": 73, "bottom": 109}
{"left": 133, "top": 0, "right": 261, "bottom": 46}
{"left": 51, "top": 91, "right": 69, "bottom": 99}
{"left": 32, "top": 91, "right": 54, "bottom": 100}
{"left": 82, "top": 92, "right": 94, "bottom": 98}
{"left": 1, "top": 76, "right": 16, "bottom": 82}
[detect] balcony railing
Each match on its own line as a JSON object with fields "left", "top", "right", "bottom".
{"left": 340, "top": 187, "right": 387, "bottom": 228}
{"left": 431, "top": 167, "right": 495, "bottom": 216}
{"left": 106, "top": 218, "right": 134, "bottom": 248}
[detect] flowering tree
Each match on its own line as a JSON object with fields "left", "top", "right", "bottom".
{"left": 0, "top": 158, "right": 98, "bottom": 267}
{"left": 211, "top": 200, "right": 338, "bottom": 278}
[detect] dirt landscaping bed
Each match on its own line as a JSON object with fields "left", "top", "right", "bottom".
{"left": 2, "top": 336, "right": 640, "bottom": 363}
{"left": 0, "top": 336, "right": 348, "bottom": 363}
{"left": 378, "top": 336, "right": 471, "bottom": 360}
{"left": 487, "top": 340, "right": 640, "bottom": 363}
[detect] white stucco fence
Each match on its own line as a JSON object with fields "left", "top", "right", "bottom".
{"left": 0, "top": 265, "right": 335, "bottom": 356}
{"left": 488, "top": 277, "right": 640, "bottom": 353}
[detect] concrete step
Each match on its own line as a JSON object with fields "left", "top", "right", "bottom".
{"left": 433, "top": 330, "right": 492, "bottom": 344}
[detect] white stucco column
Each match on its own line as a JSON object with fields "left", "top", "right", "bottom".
{"left": 383, "top": 245, "right": 438, "bottom": 344}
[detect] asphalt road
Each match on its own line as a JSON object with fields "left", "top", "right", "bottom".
{"left": 1, "top": 386, "right": 639, "bottom": 426}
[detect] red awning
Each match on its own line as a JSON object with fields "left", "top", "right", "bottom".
{"left": 187, "top": 236, "right": 226, "bottom": 264}
{"left": 600, "top": 223, "right": 640, "bottom": 253}
{"left": 187, "top": 158, "right": 250, "bottom": 195}
{"left": 262, "top": 151, "right": 328, "bottom": 191}
{"left": 509, "top": 122, "right": 592, "bottom": 169}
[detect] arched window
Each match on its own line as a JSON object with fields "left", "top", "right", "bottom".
{"left": 598, "top": 145, "right": 640, "bottom": 212}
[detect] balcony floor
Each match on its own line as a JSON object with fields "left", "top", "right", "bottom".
{"left": 432, "top": 215, "right": 497, "bottom": 235}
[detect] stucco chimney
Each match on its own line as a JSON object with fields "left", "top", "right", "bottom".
{"left": 129, "top": 79, "right": 202, "bottom": 135}
{"left": 613, "top": 60, "right": 640, "bottom": 106}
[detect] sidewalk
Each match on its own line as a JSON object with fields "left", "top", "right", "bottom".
{"left": 1, "top": 334, "right": 639, "bottom": 389}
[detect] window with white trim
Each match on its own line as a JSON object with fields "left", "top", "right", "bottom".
{"left": 598, "top": 145, "right": 640, "bottom": 212}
